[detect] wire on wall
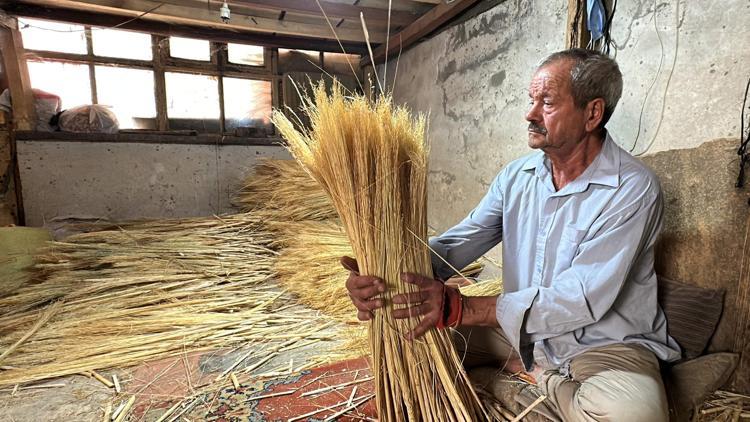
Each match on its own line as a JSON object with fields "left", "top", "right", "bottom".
{"left": 736, "top": 77, "right": 750, "bottom": 189}
{"left": 629, "top": 0, "right": 681, "bottom": 156}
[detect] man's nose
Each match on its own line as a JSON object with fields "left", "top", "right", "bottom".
{"left": 525, "top": 102, "right": 541, "bottom": 122}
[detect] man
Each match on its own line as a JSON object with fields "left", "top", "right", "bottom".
{"left": 342, "top": 48, "right": 681, "bottom": 421}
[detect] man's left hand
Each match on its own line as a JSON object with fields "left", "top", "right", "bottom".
{"left": 392, "top": 273, "right": 462, "bottom": 340}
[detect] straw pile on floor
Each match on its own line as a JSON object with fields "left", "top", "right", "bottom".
{"left": 0, "top": 214, "right": 358, "bottom": 387}
{"left": 273, "top": 82, "right": 487, "bottom": 420}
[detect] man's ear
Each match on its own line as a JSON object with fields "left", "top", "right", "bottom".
{"left": 585, "top": 98, "right": 605, "bottom": 132}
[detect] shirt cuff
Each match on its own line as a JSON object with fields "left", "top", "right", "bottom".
{"left": 496, "top": 288, "right": 539, "bottom": 371}
{"left": 428, "top": 237, "right": 455, "bottom": 281}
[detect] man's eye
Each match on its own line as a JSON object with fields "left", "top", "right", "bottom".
{"left": 543, "top": 101, "right": 552, "bottom": 106}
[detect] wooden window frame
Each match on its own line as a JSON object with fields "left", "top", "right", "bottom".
{"left": 20, "top": 21, "right": 280, "bottom": 140}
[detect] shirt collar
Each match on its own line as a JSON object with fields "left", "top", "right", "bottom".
{"left": 520, "top": 132, "right": 621, "bottom": 193}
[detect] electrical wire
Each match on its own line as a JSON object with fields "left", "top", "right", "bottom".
{"left": 635, "top": 0, "right": 680, "bottom": 156}
{"left": 736, "top": 77, "right": 750, "bottom": 188}
{"left": 18, "top": 3, "right": 165, "bottom": 33}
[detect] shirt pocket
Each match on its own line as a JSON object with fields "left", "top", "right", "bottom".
{"left": 553, "top": 226, "right": 588, "bottom": 273}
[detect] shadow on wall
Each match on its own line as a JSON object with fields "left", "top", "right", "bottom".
{"left": 642, "top": 138, "right": 750, "bottom": 392}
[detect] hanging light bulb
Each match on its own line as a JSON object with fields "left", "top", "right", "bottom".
{"left": 220, "top": 1, "right": 231, "bottom": 23}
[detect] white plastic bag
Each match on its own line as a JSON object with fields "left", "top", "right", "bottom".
{"left": 58, "top": 104, "right": 119, "bottom": 133}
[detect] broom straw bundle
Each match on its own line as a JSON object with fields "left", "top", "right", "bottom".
{"left": 233, "top": 159, "right": 337, "bottom": 221}
{"left": 272, "top": 82, "right": 486, "bottom": 421}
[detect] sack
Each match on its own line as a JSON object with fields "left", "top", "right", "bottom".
{"left": 59, "top": 104, "right": 119, "bottom": 133}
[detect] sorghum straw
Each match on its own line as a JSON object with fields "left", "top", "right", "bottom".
{"left": 233, "top": 159, "right": 337, "bottom": 221}
{"left": 273, "top": 82, "right": 487, "bottom": 421}
{"left": 0, "top": 213, "right": 359, "bottom": 387}
{"left": 271, "top": 219, "right": 486, "bottom": 323}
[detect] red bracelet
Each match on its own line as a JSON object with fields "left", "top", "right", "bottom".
{"left": 436, "top": 284, "right": 463, "bottom": 329}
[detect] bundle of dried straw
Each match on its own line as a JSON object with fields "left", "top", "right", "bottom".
{"left": 273, "top": 82, "right": 487, "bottom": 420}
{"left": 0, "top": 214, "right": 358, "bottom": 387}
{"left": 233, "top": 159, "right": 337, "bottom": 221}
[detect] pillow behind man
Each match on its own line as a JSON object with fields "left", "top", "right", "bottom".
{"left": 657, "top": 276, "right": 725, "bottom": 360}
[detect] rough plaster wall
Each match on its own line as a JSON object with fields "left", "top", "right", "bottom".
{"left": 607, "top": 1, "right": 750, "bottom": 155}
{"left": 386, "top": 0, "right": 749, "bottom": 230}
{"left": 385, "top": 1, "right": 567, "bottom": 234}
{"left": 17, "top": 141, "right": 289, "bottom": 226}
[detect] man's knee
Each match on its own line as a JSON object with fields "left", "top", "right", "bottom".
{"left": 576, "top": 371, "right": 668, "bottom": 422}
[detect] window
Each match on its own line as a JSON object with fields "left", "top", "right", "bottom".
{"left": 92, "top": 29, "right": 152, "bottom": 61}
{"left": 169, "top": 37, "right": 210, "bottom": 61}
{"left": 95, "top": 66, "right": 156, "bottom": 129}
{"left": 19, "top": 18, "right": 86, "bottom": 54}
{"left": 27, "top": 61, "right": 91, "bottom": 108}
{"left": 18, "top": 18, "right": 278, "bottom": 136}
{"left": 166, "top": 72, "right": 220, "bottom": 132}
{"left": 223, "top": 78, "right": 272, "bottom": 132}
{"left": 228, "top": 43, "right": 264, "bottom": 66}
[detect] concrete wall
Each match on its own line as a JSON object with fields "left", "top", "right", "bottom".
{"left": 17, "top": 141, "right": 289, "bottom": 226}
{"left": 384, "top": 0, "right": 749, "bottom": 231}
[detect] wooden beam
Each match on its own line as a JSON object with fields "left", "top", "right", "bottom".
{"left": 152, "top": 35, "right": 168, "bottom": 131}
{"left": 327, "top": 0, "right": 432, "bottom": 14}
{"left": 364, "top": 0, "right": 480, "bottom": 66}
{"left": 2, "top": 2, "right": 369, "bottom": 54}
{"left": 565, "top": 0, "right": 589, "bottom": 49}
{"left": 0, "top": 18, "right": 36, "bottom": 131}
{"left": 10, "top": 0, "right": 384, "bottom": 43}
{"left": 227, "top": 0, "right": 418, "bottom": 26}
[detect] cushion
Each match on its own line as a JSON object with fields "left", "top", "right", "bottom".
{"left": 666, "top": 352, "right": 739, "bottom": 421}
{"left": 657, "top": 276, "right": 725, "bottom": 360}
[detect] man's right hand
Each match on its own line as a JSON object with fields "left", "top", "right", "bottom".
{"left": 341, "top": 256, "right": 386, "bottom": 321}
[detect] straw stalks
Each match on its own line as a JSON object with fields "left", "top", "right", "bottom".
{"left": 0, "top": 213, "right": 358, "bottom": 387}
{"left": 273, "top": 81, "right": 486, "bottom": 421}
{"left": 460, "top": 278, "right": 504, "bottom": 297}
{"left": 233, "top": 159, "right": 337, "bottom": 221}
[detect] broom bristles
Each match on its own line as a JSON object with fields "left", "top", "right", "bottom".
{"left": 273, "top": 81, "right": 487, "bottom": 421}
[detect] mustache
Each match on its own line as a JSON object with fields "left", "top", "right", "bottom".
{"left": 528, "top": 123, "right": 547, "bottom": 134}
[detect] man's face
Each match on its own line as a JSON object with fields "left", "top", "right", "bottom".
{"left": 525, "top": 61, "right": 587, "bottom": 152}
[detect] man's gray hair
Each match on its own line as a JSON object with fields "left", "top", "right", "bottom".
{"left": 538, "top": 48, "right": 623, "bottom": 128}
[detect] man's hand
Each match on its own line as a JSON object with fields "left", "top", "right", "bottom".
{"left": 393, "top": 273, "right": 463, "bottom": 340}
{"left": 341, "top": 256, "right": 385, "bottom": 321}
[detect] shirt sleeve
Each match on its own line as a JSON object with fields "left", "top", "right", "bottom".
{"left": 428, "top": 172, "right": 505, "bottom": 281}
{"left": 496, "top": 188, "right": 664, "bottom": 367}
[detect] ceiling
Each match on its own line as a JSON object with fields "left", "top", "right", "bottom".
{"left": 1, "top": 0, "right": 481, "bottom": 62}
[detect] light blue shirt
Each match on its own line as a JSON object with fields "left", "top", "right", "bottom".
{"left": 429, "top": 134, "right": 681, "bottom": 370}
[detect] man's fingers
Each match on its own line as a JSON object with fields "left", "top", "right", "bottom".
{"left": 340, "top": 256, "right": 359, "bottom": 273}
{"left": 346, "top": 274, "right": 385, "bottom": 292}
{"left": 351, "top": 284, "right": 384, "bottom": 302}
{"left": 401, "top": 272, "right": 434, "bottom": 288}
{"left": 357, "top": 310, "right": 372, "bottom": 321}
{"left": 351, "top": 296, "right": 384, "bottom": 312}
{"left": 392, "top": 303, "right": 431, "bottom": 319}
{"left": 392, "top": 291, "right": 428, "bottom": 305}
{"left": 407, "top": 316, "right": 438, "bottom": 340}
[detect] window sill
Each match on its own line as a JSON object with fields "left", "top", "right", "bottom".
{"left": 15, "top": 131, "right": 284, "bottom": 147}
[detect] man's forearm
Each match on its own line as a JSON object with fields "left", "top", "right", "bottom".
{"left": 460, "top": 295, "right": 500, "bottom": 327}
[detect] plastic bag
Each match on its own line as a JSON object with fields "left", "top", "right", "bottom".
{"left": 58, "top": 104, "right": 119, "bottom": 133}
{"left": 0, "top": 88, "right": 62, "bottom": 131}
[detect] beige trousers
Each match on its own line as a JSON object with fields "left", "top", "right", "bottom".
{"left": 454, "top": 326, "right": 669, "bottom": 422}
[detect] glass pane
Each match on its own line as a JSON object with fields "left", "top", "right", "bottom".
{"left": 92, "top": 28, "right": 152, "bottom": 60}
{"left": 19, "top": 18, "right": 86, "bottom": 54}
{"left": 169, "top": 37, "right": 210, "bottom": 61}
{"left": 165, "top": 72, "right": 220, "bottom": 132}
{"left": 27, "top": 61, "right": 91, "bottom": 109}
{"left": 223, "top": 78, "right": 272, "bottom": 134}
{"left": 227, "top": 43, "right": 264, "bottom": 66}
{"left": 95, "top": 66, "right": 155, "bottom": 129}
